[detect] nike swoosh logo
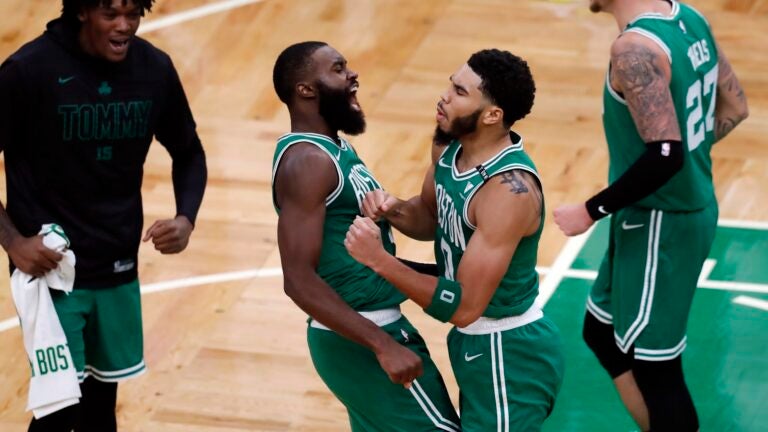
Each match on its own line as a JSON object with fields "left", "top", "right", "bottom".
{"left": 622, "top": 221, "right": 645, "bottom": 230}
{"left": 464, "top": 353, "right": 483, "bottom": 362}
{"left": 597, "top": 205, "right": 610, "bottom": 215}
{"left": 438, "top": 159, "right": 453, "bottom": 169}
{"left": 58, "top": 76, "right": 75, "bottom": 84}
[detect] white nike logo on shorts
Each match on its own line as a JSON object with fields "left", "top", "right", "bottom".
{"left": 464, "top": 353, "right": 483, "bottom": 362}
{"left": 621, "top": 221, "right": 645, "bottom": 230}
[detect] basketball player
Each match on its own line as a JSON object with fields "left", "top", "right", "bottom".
{"left": 0, "top": 1, "right": 207, "bottom": 430}
{"left": 345, "top": 49, "right": 564, "bottom": 432}
{"left": 271, "top": 41, "right": 459, "bottom": 431}
{"left": 553, "top": 1, "right": 749, "bottom": 430}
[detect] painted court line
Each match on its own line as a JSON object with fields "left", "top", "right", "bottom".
{"left": 543, "top": 259, "right": 768, "bottom": 294}
{"left": 138, "top": 0, "right": 263, "bottom": 35}
{"left": 141, "top": 267, "right": 282, "bottom": 294}
{"left": 0, "top": 317, "right": 18, "bottom": 333}
{"left": 697, "top": 258, "right": 768, "bottom": 294}
{"left": 535, "top": 226, "right": 596, "bottom": 307}
{"left": 733, "top": 296, "right": 768, "bottom": 311}
{"left": 717, "top": 218, "right": 768, "bottom": 231}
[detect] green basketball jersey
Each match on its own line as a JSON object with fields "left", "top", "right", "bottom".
{"left": 433, "top": 132, "right": 543, "bottom": 318}
{"left": 603, "top": 1, "right": 718, "bottom": 211}
{"left": 272, "top": 132, "right": 405, "bottom": 311}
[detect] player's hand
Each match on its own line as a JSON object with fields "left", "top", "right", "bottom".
{"left": 553, "top": 203, "right": 595, "bottom": 236}
{"left": 361, "top": 190, "right": 400, "bottom": 221}
{"left": 345, "top": 216, "right": 387, "bottom": 268}
{"left": 7, "top": 235, "right": 63, "bottom": 277}
{"left": 143, "top": 215, "right": 193, "bottom": 254}
{"left": 374, "top": 337, "right": 423, "bottom": 388}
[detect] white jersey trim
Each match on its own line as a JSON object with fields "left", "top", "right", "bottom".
{"left": 450, "top": 140, "right": 524, "bottom": 181}
{"left": 272, "top": 135, "right": 345, "bottom": 208}
{"left": 605, "top": 68, "right": 628, "bottom": 106}
{"left": 628, "top": 0, "right": 680, "bottom": 25}
{"left": 624, "top": 28, "right": 673, "bottom": 65}
{"left": 309, "top": 307, "right": 401, "bottom": 331}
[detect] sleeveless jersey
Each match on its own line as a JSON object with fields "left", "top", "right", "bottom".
{"left": 272, "top": 132, "right": 405, "bottom": 311}
{"left": 603, "top": 1, "right": 718, "bottom": 211}
{"left": 433, "top": 132, "right": 543, "bottom": 318}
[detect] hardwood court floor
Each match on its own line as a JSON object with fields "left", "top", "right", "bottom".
{"left": 0, "top": 0, "right": 766, "bottom": 430}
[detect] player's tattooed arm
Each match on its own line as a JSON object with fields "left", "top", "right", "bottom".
{"left": 499, "top": 171, "right": 542, "bottom": 215}
{"left": 500, "top": 171, "right": 528, "bottom": 194}
{"left": 610, "top": 34, "right": 681, "bottom": 142}
{"left": 714, "top": 43, "right": 749, "bottom": 142}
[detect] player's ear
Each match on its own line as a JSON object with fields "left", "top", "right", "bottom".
{"left": 482, "top": 105, "right": 503, "bottom": 126}
{"left": 296, "top": 82, "right": 316, "bottom": 99}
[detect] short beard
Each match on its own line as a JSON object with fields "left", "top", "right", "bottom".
{"left": 432, "top": 108, "right": 482, "bottom": 146}
{"left": 316, "top": 81, "right": 366, "bottom": 136}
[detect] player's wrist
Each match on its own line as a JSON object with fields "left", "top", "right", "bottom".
{"left": 369, "top": 329, "right": 398, "bottom": 356}
{"left": 585, "top": 198, "right": 609, "bottom": 221}
{"left": 369, "top": 250, "right": 396, "bottom": 275}
{"left": 174, "top": 214, "right": 194, "bottom": 229}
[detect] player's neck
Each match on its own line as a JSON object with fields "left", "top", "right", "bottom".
{"left": 289, "top": 112, "right": 338, "bottom": 142}
{"left": 455, "top": 128, "right": 510, "bottom": 172}
{"left": 612, "top": 0, "right": 672, "bottom": 30}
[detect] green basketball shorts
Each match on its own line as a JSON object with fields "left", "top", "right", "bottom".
{"left": 587, "top": 202, "right": 718, "bottom": 360}
{"left": 307, "top": 309, "right": 460, "bottom": 432}
{"left": 51, "top": 279, "right": 145, "bottom": 382}
{"left": 447, "top": 308, "right": 565, "bottom": 432}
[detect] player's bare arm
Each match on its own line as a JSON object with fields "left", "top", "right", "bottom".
{"left": 276, "top": 143, "right": 422, "bottom": 385}
{"left": 713, "top": 42, "right": 749, "bottom": 142}
{"left": 610, "top": 33, "right": 681, "bottom": 142}
{"left": 346, "top": 170, "right": 540, "bottom": 327}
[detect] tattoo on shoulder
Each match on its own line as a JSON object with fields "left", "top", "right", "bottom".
{"left": 611, "top": 42, "right": 678, "bottom": 141}
{"left": 500, "top": 172, "right": 529, "bottom": 194}
{"left": 612, "top": 44, "right": 659, "bottom": 91}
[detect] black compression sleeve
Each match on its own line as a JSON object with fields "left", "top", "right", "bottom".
{"left": 585, "top": 140, "right": 683, "bottom": 220}
{"left": 171, "top": 147, "right": 207, "bottom": 225}
{"left": 397, "top": 258, "right": 439, "bottom": 276}
{"left": 156, "top": 61, "right": 208, "bottom": 225}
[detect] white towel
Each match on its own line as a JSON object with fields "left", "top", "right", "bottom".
{"left": 10, "top": 224, "right": 80, "bottom": 419}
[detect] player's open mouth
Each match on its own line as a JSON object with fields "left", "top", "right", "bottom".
{"left": 109, "top": 39, "right": 130, "bottom": 53}
{"left": 349, "top": 82, "right": 360, "bottom": 112}
{"left": 436, "top": 103, "right": 446, "bottom": 121}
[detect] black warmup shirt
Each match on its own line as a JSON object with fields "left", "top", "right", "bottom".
{"left": 0, "top": 18, "right": 207, "bottom": 288}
